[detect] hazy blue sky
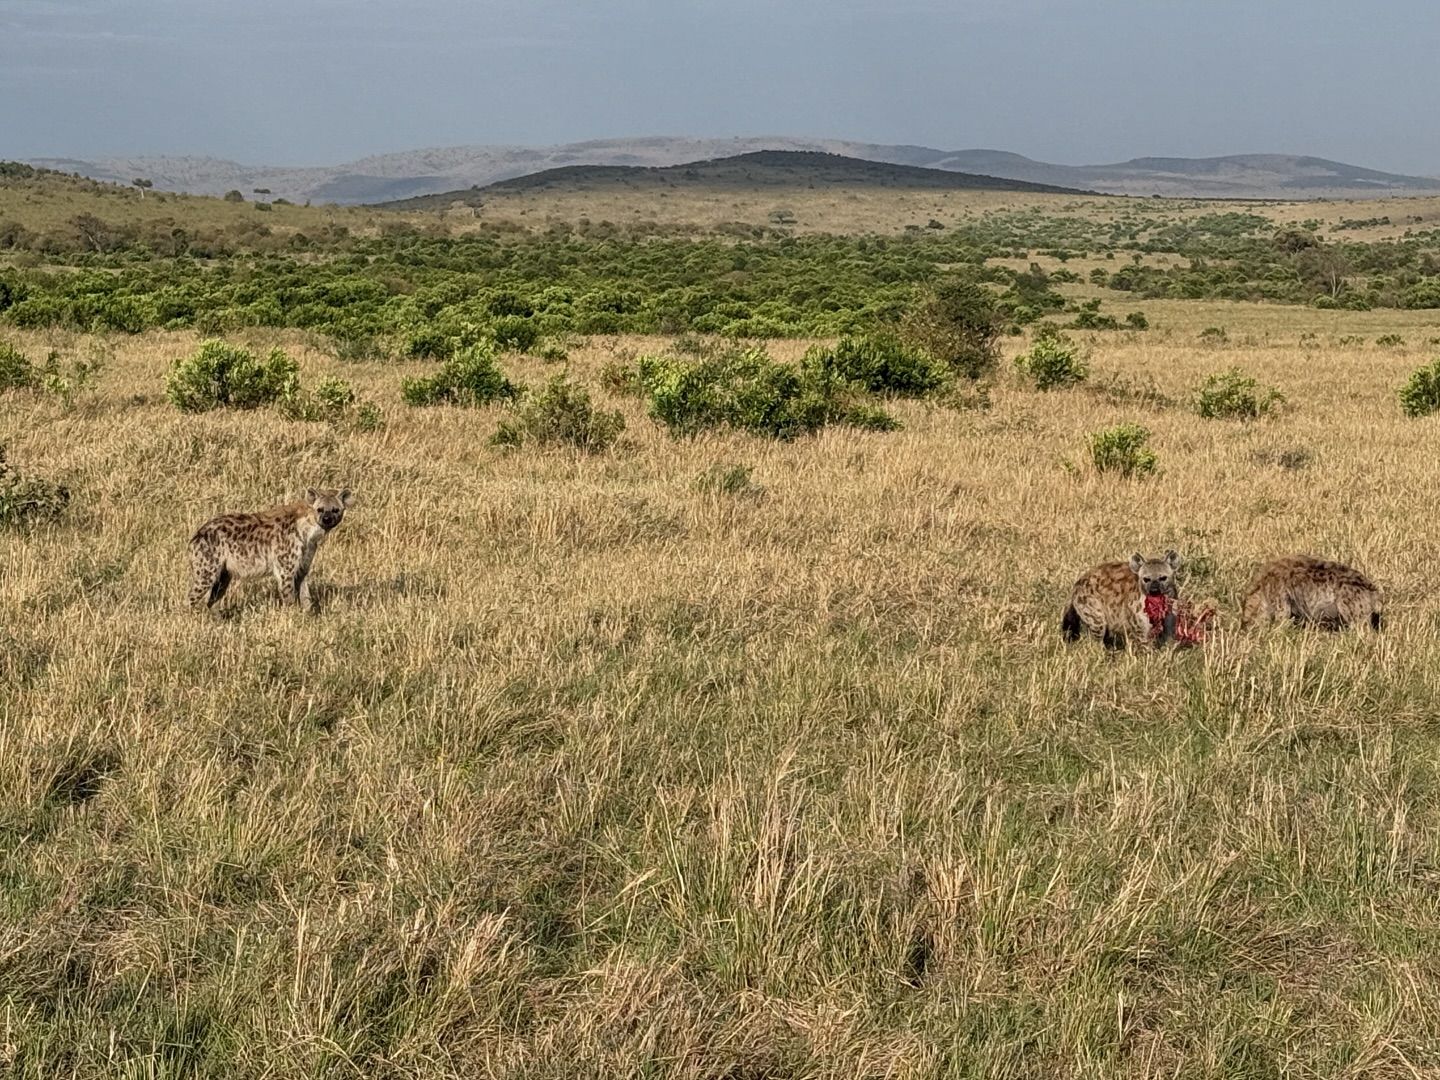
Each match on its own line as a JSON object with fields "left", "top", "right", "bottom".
{"left": 4, "top": 0, "right": 1439, "bottom": 172}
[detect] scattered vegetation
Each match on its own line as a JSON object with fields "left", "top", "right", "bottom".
{"left": 0, "top": 444, "right": 69, "bottom": 527}
{"left": 492, "top": 374, "right": 626, "bottom": 452}
{"left": 1088, "top": 423, "right": 1159, "bottom": 477}
{"left": 1192, "top": 367, "right": 1286, "bottom": 419}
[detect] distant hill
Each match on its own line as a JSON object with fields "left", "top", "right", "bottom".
{"left": 25, "top": 138, "right": 1440, "bottom": 204}
{"left": 384, "top": 150, "right": 1089, "bottom": 208}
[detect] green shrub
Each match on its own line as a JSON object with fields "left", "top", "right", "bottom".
{"left": 536, "top": 340, "right": 569, "bottom": 363}
{"left": 0, "top": 341, "right": 38, "bottom": 390}
{"left": 635, "top": 344, "right": 897, "bottom": 439}
{"left": 1015, "top": 328, "right": 1087, "bottom": 390}
{"left": 899, "top": 277, "right": 1001, "bottom": 380}
{"left": 279, "top": 374, "right": 373, "bottom": 424}
{"left": 1125, "top": 311, "right": 1149, "bottom": 330}
{"left": 164, "top": 340, "right": 299, "bottom": 413}
{"left": 1192, "top": 367, "right": 1285, "bottom": 419}
{"left": 401, "top": 341, "right": 518, "bottom": 407}
{"left": 0, "top": 445, "right": 69, "bottom": 527}
{"left": 402, "top": 326, "right": 455, "bottom": 360}
{"left": 803, "top": 334, "right": 947, "bottom": 397}
{"left": 1088, "top": 424, "right": 1158, "bottom": 477}
{"left": 1198, "top": 326, "right": 1228, "bottom": 343}
{"left": 490, "top": 315, "right": 541, "bottom": 354}
{"left": 1399, "top": 357, "right": 1440, "bottom": 417}
{"left": 1377, "top": 333, "right": 1405, "bottom": 347}
{"left": 491, "top": 374, "right": 625, "bottom": 452}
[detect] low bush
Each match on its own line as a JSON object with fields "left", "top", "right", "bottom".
{"left": 1399, "top": 357, "right": 1440, "bottom": 417}
{"left": 491, "top": 374, "right": 625, "bottom": 452}
{"left": 1192, "top": 367, "right": 1285, "bottom": 419}
{"left": 1015, "top": 327, "right": 1087, "bottom": 390}
{"left": 0, "top": 445, "right": 69, "bottom": 527}
{"left": 803, "top": 334, "right": 947, "bottom": 397}
{"left": 165, "top": 340, "right": 298, "bottom": 412}
{"left": 401, "top": 341, "right": 518, "bottom": 407}
{"left": 633, "top": 344, "right": 897, "bottom": 439}
{"left": 1088, "top": 424, "right": 1158, "bottom": 477}
{"left": 1377, "top": 333, "right": 1405, "bottom": 347}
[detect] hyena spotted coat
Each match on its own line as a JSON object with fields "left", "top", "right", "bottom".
{"left": 1241, "top": 555, "right": 1382, "bottom": 630}
{"left": 1061, "top": 550, "right": 1181, "bottom": 648}
{"left": 189, "top": 488, "right": 353, "bottom": 613}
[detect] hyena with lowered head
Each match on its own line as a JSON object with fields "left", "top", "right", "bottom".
{"left": 1241, "top": 555, "right": 1382, "bottom": 630}
{"left": 188, "top": 488, "right": 353, "bottom": 613}
{"left": 1061, "top": 550, "right": 1181, "bottom": 648}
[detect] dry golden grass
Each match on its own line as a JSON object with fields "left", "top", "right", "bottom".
{"left": 5, "top": 303, "right": 1440, "bottom": 1077}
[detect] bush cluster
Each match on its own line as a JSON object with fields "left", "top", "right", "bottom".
{"left": 1399, "top": 357, "right": 1440, "bottom": 418}
{"left": 802, "top": 333, "right": 948, "bottom": 397}
{"left": 401, "top": 341, "right": 518, "bottom": 407}
{"left": 492, "top": 375, "right": 625, "bottom": 452}
{"left": 1192, "top": 367, "right": 1285, "bottom": 419}
{"left": 165, "top": 340, "right": 298, "bottom": 412}
{"left": 1015, "top": 327, "right": 1087, "bottom": 390}
{"left": 1088, "top": 424, "right": 1158, "bottom": 477}
{"left": 632, "top": 344, "right": 898, "bottom": 439}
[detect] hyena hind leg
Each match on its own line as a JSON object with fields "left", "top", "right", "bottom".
{"left": 190, "top": 565, "right": 231, "bottom": 610}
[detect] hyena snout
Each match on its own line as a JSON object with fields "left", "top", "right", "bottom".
{"left": 318, "top": 509, "right": 344, "bottom": 530}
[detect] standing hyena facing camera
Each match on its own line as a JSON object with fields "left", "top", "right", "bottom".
{"left": 1061, "top": 550, "right": 1181, "bottom": 648}
{"left": 189, "top": 488, "right": 353, "bottom": 613}
{"left": 1241, "top": 555, "right": 1383, "bottom": 630}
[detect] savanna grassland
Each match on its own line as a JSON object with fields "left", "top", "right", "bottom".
{"left": 7, "top": 165, "right": 1440, "bottom": 1078}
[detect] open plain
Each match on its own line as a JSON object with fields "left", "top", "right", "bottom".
{"left": 6, "top": 169, "right": 1440, "bottom": 1077}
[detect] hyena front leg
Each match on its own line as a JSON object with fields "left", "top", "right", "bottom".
{"left": 273, "top": 552, "right": 302, "bottom": 606}
{"left": 296, "top": 566, "right": 316, "bottom": 614}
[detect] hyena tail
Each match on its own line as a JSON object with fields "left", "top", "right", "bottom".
{"left": 1060, "top": 604, "right": 1083, "bottom": 641}
{"left": 1370, "top": 610, "right": 1384, "bottom": 631}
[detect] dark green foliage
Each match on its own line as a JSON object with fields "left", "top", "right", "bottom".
{"left": 1376, "top": 334, "right": 1405, "bottom": 347}
{"left": 1015, "top": 328, "right": 1087, "bottom": 390}
{"left": 401, "top": 341, "right": 518, "bottom": 407}
{"left": 0, "top": 445, "right": 69, "bottom": 527}
{"left": 491, "top": 374, "right": 625, "bottom": 452}
{"left": 899, "top": 278, "right": 1001, "bottom": 380}
{"left": 490, "top": 315, "right": 541, "bottom": 353}
{"left": 0, "top": 340, "right": 37, "bottom": 390}
{"left": 1192, "top": 368, "right": 1285, "bottom": 420}
{"left": 1088, "top": 424, "right": 1158, "bottom": 477}
{"left": 803, "top": 333, "right": 948, "bottom": 397}
{"left": 1124, "top": 311, "right": 1149, "bottom": 330}
{"left": 164, "top": 340, "right": 299, "bottom": 412}
{"left": 633, "top": 344, "right": 898, "bottom": 439}
{"left": 1399, "top": 357, "right": 1440, "bottom": 417}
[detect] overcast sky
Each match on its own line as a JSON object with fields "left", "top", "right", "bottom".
{"left": 4, "top": 0, "right": 1439, "bottom": 173}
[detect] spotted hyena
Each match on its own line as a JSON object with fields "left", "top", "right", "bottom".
{"left": 1241, "top": 555, "right": 1382, "bottom": 630}
{"left": 1061, "top": 550, "right": 1181, "bottom": 648}
{"left": 188, "top": 488, "right": 353, "bottom": 613}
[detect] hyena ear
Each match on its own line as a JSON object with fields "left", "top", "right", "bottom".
{"left": 339, "top": 488, "right": 354, "bottom": 507}
{"left": 303, "top": 487, "right": 319, "bottom": 504}
{"left": 1129, "top": 552, "right": 1144, "bottom": 572}
{"left": 1165, "top": 549, "right": 1181, "bottom": 569}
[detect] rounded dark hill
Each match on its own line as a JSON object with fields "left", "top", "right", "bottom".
{"left": 380, "top": 149, "right": 1092, "bottom": 209}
